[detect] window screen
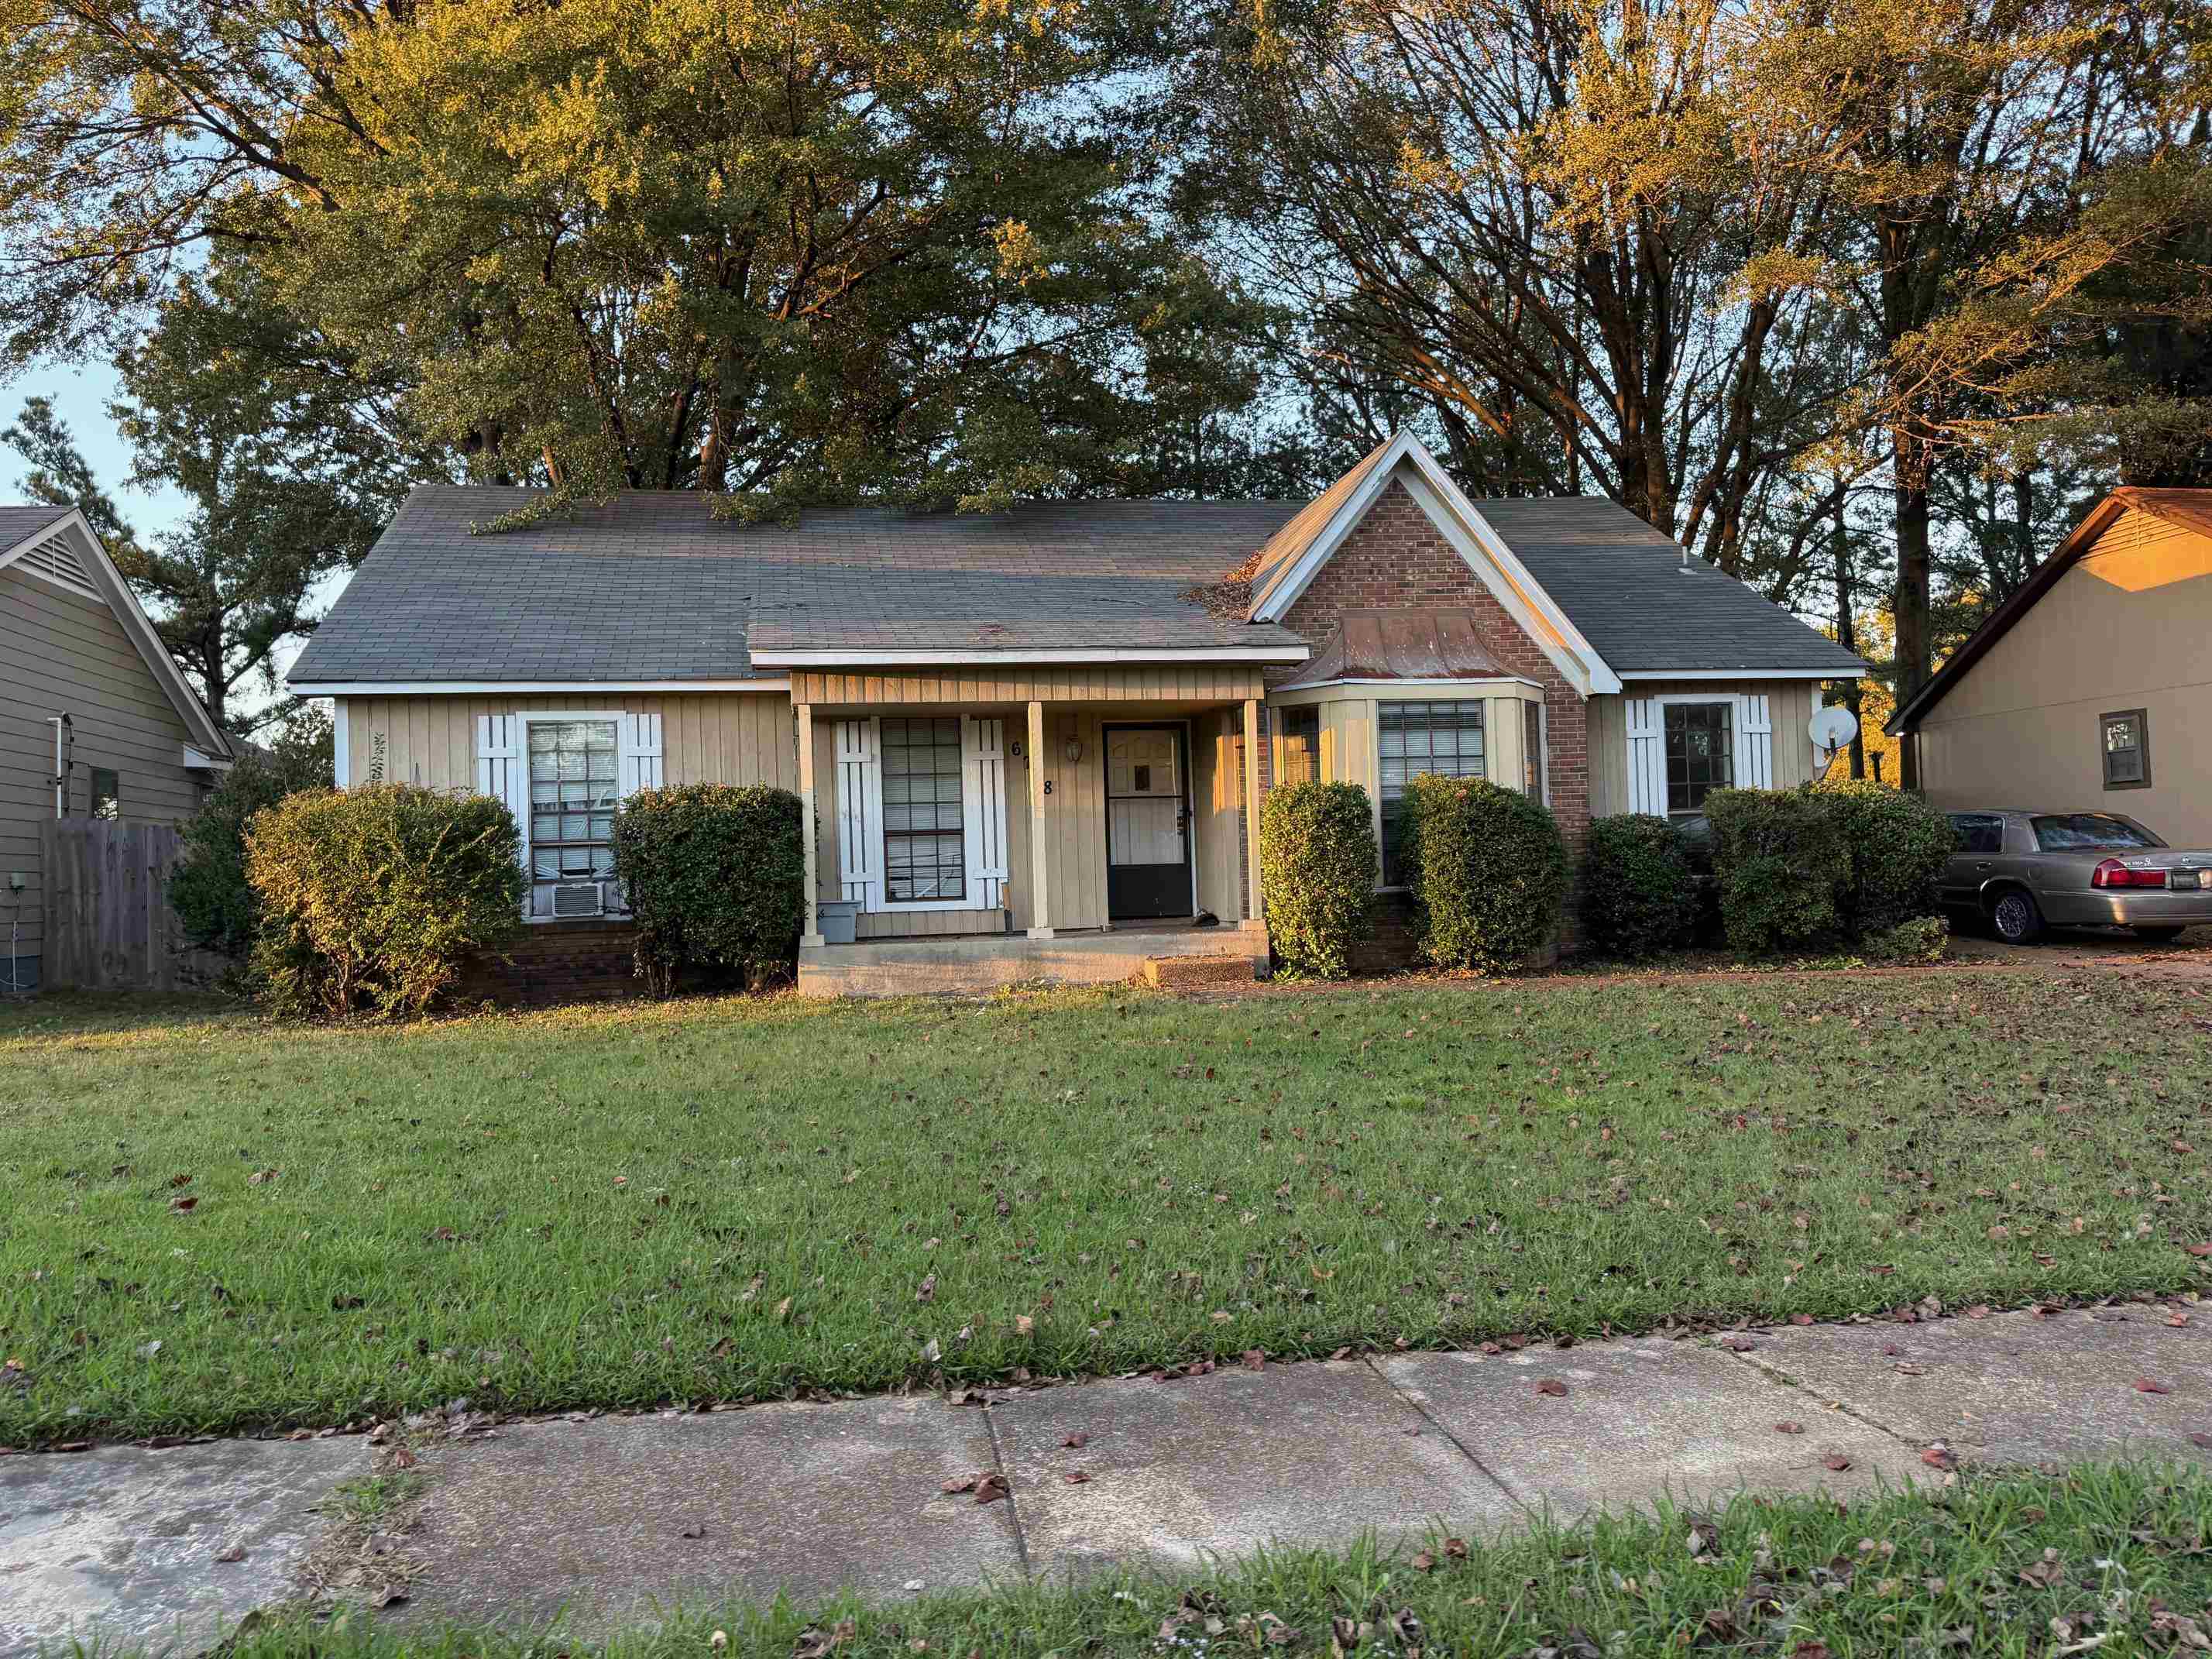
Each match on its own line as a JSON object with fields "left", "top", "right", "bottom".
{"left": 1278, "top": 706, "right": 1320, "bottom": 786}
{"left": 1664, "top": 702, "right": 1733, "bottom": 812}
{"left": 88, "top": 767, "right": 119, "bottom": 821}
{"left": 527, "top": 720, "right": 619, "bottom": 918}
{"left": 2100, "top": 709, "right": 2148, "bottom": 788}
{"left": 882, "top": 716, "right": 965, "bottom": 902}
{"left": 1379, "top": 701, "right": 1485, "bottom": 884}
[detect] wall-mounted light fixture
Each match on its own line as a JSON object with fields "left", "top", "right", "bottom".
{"left": 1063, "top": 736, "right": 1084, "bottom": 764}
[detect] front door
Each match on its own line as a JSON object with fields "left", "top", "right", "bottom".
{"left": 1105, "top": 725, "right": 1192, "bottom": 919}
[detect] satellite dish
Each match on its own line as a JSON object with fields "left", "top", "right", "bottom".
{"left": 1808, "top": 706, "right": 1859, "bottom": 765}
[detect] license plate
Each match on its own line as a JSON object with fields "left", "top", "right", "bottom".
{"left": 2174, "top": 870, "right": 2203, "bottom": 891}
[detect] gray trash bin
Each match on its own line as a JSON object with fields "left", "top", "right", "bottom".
{"left": 817, "top": 899, "right": 861, "bottom": 945}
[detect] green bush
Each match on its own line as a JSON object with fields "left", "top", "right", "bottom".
{"left": 1259, "top": 781, "right": 1376, "bottom": 977}
{"left": 244, "top": 785, "right": 524, "bottom": 1020}
{"left": 1403, "top": 775, "right": 1569, "bottom": 973}
{"left": 610, "top": 784, "right": 805, "bottom": 996}
{"left": 1703, "top": 788, "right": 1850, "bottom": 954}
{"left": 1815, "top": 778, "right": 1954, "bottom": 936}
{"left": 170, "top": 716, "right": 334, "bottom": 963}
{"left": 1860, "top": 913, "right": 1949, "bottom": 963}
{"left": 1578, "top": 814, "right": 1698, "bottom": 958}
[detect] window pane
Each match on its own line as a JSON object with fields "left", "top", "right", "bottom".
{"left": 1662, "top": 702, "right": 1733, "bottom": 812}
{"left": 1279, "top": 707, "right": 1320, "bottom": 786}
{"left": 1377, "top": 702, "right": 1486, "bottom": 884}
{"left": 882, "top": 717, "right": 965, "bottom": 902}
{"left": 526, "top": 719, "right": 623, "bottom": 918}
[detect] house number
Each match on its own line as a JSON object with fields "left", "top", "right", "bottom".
{"left": 1042, "top": 779, "right": 1054, "bottom": 795}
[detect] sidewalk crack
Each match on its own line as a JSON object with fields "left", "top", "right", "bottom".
{"left": 1359, "top": 1356, "right": 1527, "bottom": 1516}
{"left": 980, "top": 1398, "right": 1033, "bottom": 1580}
{"left": 1716, "top": 1345, "right": 1922, "bottom": 1449}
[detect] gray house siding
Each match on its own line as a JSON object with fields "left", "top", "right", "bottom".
{"left": 1, "top": 564, "right": 208, "bottom": 988}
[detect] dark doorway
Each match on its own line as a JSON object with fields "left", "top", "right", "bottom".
{"left": 1104, "top": 724, "right": 1194, "bottom": 919}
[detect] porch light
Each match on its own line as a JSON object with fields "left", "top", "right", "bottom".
{"left": 1063, "top": 736, "right": 1083, "bottom": 764}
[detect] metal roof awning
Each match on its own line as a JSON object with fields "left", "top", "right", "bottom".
{"left": 1275, "top": 608, "right": 1515, "bottom": 690}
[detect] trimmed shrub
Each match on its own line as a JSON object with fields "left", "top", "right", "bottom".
{"left": 1860, "top": 913, "right": 1949, "bottom": 963}
{"left": 245, "top": 785, "right": 524, "bottom": 1020}
{"left": 1403, "top": 775, "right": 1569, "bottom": 973}
{"left": 170, "top": 717, "right": 334, "bottom": 963}
{"left": 610, "top": 784, "right": 805, "bottom": 996}
{"left": 1702, "top": 787, "right": 1850, "bottom": 954}
{"left": 1578, "top": 814, "right": 1698, "bottom": 958}
{"left": 1259, "top": 781, "right": 1376, "bottom": 977}
{"left": 1815, "top": 778, "right": 1954, "bottom": 936}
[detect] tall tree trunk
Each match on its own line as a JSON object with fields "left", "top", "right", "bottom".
{"left": 1831, "top": 495, "right": 1867, "bottom": 780}
{"left": 1891, "top": 422, "right": 1933, "bottom": 791}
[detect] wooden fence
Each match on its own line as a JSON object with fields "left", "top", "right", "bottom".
{"left": 37, "top": 819, "right": 218, "bottom": 991}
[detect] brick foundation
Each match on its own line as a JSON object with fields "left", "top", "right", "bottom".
{"left": 457, "top": 920, "right": 650, "bottom": 1007}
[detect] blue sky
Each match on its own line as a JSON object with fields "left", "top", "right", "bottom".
{"left": 2, "top": 362, "right": 194, "bottom": 538}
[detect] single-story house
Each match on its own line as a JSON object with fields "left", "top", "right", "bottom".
{"left": 2, "top": 504, "right": 235, "bottom": 991}
{"left": 1889, "top": 487, "right": 2212, "bottom": 845}
{"left": 287, "top": 432, "right": 1866, "bottom": 994}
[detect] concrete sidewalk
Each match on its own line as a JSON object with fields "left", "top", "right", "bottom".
{"left": 5, "top": 1303, "right": 2208, "bottom": 1654}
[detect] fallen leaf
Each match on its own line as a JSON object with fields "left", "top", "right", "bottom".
{"left": 1444, "top": 1537, "right": 1468, "bottom": 1560}
{"left": 393, "top": 1447, "right": 418, "bottom": 1470}
{"left": 1822, "top": 1453, "right": 1853, "bottom": 1471}
{"left": 1790, "top": 1314, "right": 1815, "bottom": 1326}
{"left": 1718, "top": 1335, "right": 1757, "bottom": 1352}
{"left": 1410, "top": 1551, "right": 1436, "bottom": 1573}
{"left": 2186, "top": 1243, "right": 2212, "bottom": 1257}
{"left": 215, "top": 1544, "right": 247, "bottom": 1563}
{"left": 1060, "top": 1432, "right": 1089, "bottom": 1449}
{"left": 2186, "top": 1433, "right": 2212, "bottom": 1450}
{"left": 170, "top": 1196, "right": 197, "bottom": 1213}
{"left": 678, "top": 1523, "right": 706, "bottom": 1540}
{"left": 2017, "top": 1551, "right": 2066, "bottom": 1589}
{"left": 2168, "top": 1313, "right": 2192, "bottom": 1328}
{"left": 1014, "top": 1315, "right": 1034, "bottom": 1337}
{"left": 1242, "top": 1349, "right": 1267, "bottom": 1370}
{"left": 1534, "top": 1379, "right": 1568, "bottom": 1397}
{"left": 940, "top": 1474, "right": 978, "bottom": 1495}
{"left": 974, "top": 1474, "right": 1009, "bottom": 1505}
{"left": 2136, "top": 1378, "right": 2172, "bottom": 1395}
{"left": 1774, "top": 1421, "right": 1805, "bottom": 1434}
{"left": 1921, "top": 1445, "right": 1958, "bottom": 1470}
{"left": 1062, "top": 1470, "right": 1091, "bottom": 1486}
{"left": 915, "top": 1275, "right": 937, "bottom": 1304}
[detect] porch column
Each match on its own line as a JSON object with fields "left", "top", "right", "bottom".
{"left": 796, "top": 702, "right": 825, "bottom": 947}
{"left": 1026, "top": 699, "right": 1053, "bottom": 939}
{"left": 1242, "top": 698, "right": 1263, "bottom": 922}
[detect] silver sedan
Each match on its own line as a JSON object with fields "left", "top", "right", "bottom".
{"left": 1939, "top": 810, "right": 2212, "bottom": 944}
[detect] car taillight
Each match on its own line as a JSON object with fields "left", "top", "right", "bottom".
{"left": 2091, "top": 859, "right": 2168, "bottom": 889}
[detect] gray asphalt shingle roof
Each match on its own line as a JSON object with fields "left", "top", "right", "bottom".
{"left": 0, "top": 503, "right": 73, "bottom": 551}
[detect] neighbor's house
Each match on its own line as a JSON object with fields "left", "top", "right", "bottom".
{"left": 1, "top": 505, "right": 234, "bottom": 991}
{"left": 1889, "top": 488, "right": 2212, "bottom": 845}
{"left": 286, "top": 433, "right": 1865, "bottom": 995}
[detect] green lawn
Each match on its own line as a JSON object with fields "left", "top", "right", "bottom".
{"left": 2, "top": 970, "right": 2209, "bottom": 1444}
{"left": 173, "top": 1465, "right": 2212, "bottom": 1657}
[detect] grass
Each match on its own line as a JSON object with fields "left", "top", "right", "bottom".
{"left": 115, "top": 1463, "right": 2212, "bottom": 1657}
{"left": 2, "top": 970, "right": 2210, "bottom": 1444}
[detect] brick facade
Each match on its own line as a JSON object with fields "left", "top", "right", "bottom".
{"left": 455, "top": 920, "right": 649, "bottom": 1007}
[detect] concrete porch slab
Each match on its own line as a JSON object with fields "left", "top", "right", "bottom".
{"left": 799, "top": 921, "right": 1266, "bottom": 998}
{"left": 1378, "top": 1340, "right": 1927, "bottom": 1520}
{"left": 988, "top": 1359, "right": 1516, "bottom": 1582}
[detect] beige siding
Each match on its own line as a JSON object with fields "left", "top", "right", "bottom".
{"left": 1917, "top": 509, "right": 2212, "bottom": 842}
{"left": 1587, "top": 680, "right": 1820, "bottom": 818}
{"left": 2, "top": 566, "right": 206, "bottom": 967}
{"left": 338, "top": 692, "right": 798, "bottom": 791}
{"left": 1191, "top": 710, "right": 1242, "bottom": 922}
{"left": 793, "top": 667, "right": 1267, "bottom": 706}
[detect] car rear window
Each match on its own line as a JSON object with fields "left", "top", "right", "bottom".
{"left": 2030, "top": 813, "right": 2164, "bottom": 851}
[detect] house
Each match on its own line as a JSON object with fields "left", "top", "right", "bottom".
{"left": 1, "top": 505, "right": 235, "bottom": 991}
{"left": 286, "top": 433, "right": 1865, "bottom": 995}
{"left": 1888, "top": 488, "right": 2212, "bottom": 844}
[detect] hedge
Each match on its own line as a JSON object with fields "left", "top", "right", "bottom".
{"left": 1814, "top": 778, "right": 1954, "bottom": 936}
{"left": 1402, "top": 775, "right": 1569, "bottom": 973}
{"left": 245, "top": 785, "right": 524, "bottom": 1019}
{"left": 1702, "top": 787, "right": 1852, "bottom": 954}
{"left": 610, "top": 784, "right": 806, "bottom": 995}
{"left": 1578, "top": 813, "right": 1698, "bottom": 959}
{"left": 1259, "top": 781, "right": 1376, "bottom": 977}
{"left": 170, "top": 719, "right": 335, "bottom": 963}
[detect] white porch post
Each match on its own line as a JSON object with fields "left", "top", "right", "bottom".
{"left": 797, "top": 702, "right": 825, "bottom": 947}
{"left": 1026, "top": 699, "right": 1053, "bottom": 939}
{"left": 1242, "top": 698, "right": 1263, "bottom": 922}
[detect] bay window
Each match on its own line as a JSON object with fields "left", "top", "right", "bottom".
{"left": 1379, "top": 700, "right": 1485, "bottom": 884}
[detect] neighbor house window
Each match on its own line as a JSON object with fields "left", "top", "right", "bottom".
{"left": 882, "top": 716, "right": 964, "bottom": 902}
{"left": 1379, "top": 701, "right": 1484, "bottom": 884}
{"left": 88, "top": 767, "right": 119, "bottom": 820}
{"left": 1279, "top": 706, "right": 1319, "bottom": 786}
{"left": 1664, "top": 702, "right": 1733, "bottom": 813}
{"left": 527, "top": 720, "right": 619, "bottom": 918}
{"left": 2100, "top": 709, "right": 2149, "bottom": 789}
{"left": 1522, "top": 702, "right": 1544, "bottom": 801}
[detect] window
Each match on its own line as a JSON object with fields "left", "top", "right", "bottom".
{"left": 1379, "top": 701, "right": 1484, "bottom": 884}
{"left": 2031, "top": 813, "right": 2163, "bottom": 853}
{"left": 1278, "top": 706, "right": 1320, "bottom": 786}
{"left": 526, "top": 720, "right": 619, "bottom": 918}
{"left": 1522, "top": 701, "right": 1544, "bottom": 801}
{"left": 882, "top": 716, "right": 964, "bottom": 902}
{"left": 2100, "top": 709, "right": 2149, "bottom": 789}
{"left": 1664, "top": 702, "right": 1733, "bottom": 813}
{"left": 1949, "top": 813, "right": 2004, "bottom": 856}
{"left": 88, "top": 767, "right": 119, "bottom": 820}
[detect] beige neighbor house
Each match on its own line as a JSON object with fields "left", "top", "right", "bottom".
{"left": 1, "top": 505, "right": 235, "bottom": 991}
{"left": 287, "top": 432, "right": 1866, "bottom": 997}
{"left": 1889, "top": 488, "right": 2212, "bottom": 845}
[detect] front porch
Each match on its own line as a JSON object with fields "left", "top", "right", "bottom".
{"left": 788, "top": 668, "right": 1270, "bottom": 996}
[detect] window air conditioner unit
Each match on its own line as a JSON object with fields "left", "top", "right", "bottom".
{"left": 551, "top": 881, "right": 606, "bottom": 918}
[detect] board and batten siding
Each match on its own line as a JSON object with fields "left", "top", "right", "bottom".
{"left": 792, "top": 666, "right": 1266, "bottom": 707}
{"left": 2, "top": 565, "right": 208, "bottom": 974}
{"left": 335, "top": 693, "right": 799, "bottom": 792}
{"left": 1585, "top": 680, "right": 1819, "bottom": 819}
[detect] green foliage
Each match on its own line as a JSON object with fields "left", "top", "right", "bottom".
{"left": 1258, "top": 781, "right": 1376, "bottom": 977}
{"left": 1703, "top": 788, "right": 1851, "bottom": 955}
{"left": 169, "top": 713, "right": 335, "bottom": 963}
{"left": 1403, "top": 775, "right": 1568, "bottom": 973}
{"left": 611, "top": 785, "right": 807, "bottom": 997}
{"left": 1815, "top": 778, "right": 1954, "bottom": 935}
{"left": 1860, "top": 913, "right": 1950, "bottom": 964}
{"left": 1578, "top": 814, "right": 1698, "bottom": 959}
{"left": 243, "top": 785, "right": 524, "bottom": 1021}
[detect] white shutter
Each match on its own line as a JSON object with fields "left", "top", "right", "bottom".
{"left": 620, "top": 711, "right": 665, "bottom": 796}
{"left": 834, "top": 718, "right": 883, "bottom": 910}
{"left": 476, "top": 715, "right": 531, "bottom": 918}
{"left": 1624, "top": 697, "right": 1665, "bottom": 816}
{"left": 1736, "top": 694, "right": 1773, "bottom": 788}
{"left": 962, "top": 716, "right": 1011, "bottom": 911}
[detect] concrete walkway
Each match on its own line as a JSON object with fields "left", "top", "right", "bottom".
{"left": 5, "top": 1304, "right": 2208, "bottom": 1654}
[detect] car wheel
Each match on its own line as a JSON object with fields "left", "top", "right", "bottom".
{"left": 1990, "top": 888, "right": 2045, "bottom": 945}
{"left": 2130, "top": 925, "right": 2186, "bottom": 943}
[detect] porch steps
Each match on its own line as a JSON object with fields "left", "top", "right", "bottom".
{"left": 1139, "top": 952, "right": 1260, "bottom": 990}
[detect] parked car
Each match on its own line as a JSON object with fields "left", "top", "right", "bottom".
{"left": 1939, "top": 809, "right": 2212, "bottom": 944}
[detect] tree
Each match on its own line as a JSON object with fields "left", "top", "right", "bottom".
{"left": 170, "top": 704, "right": 334, "bottom": 962}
